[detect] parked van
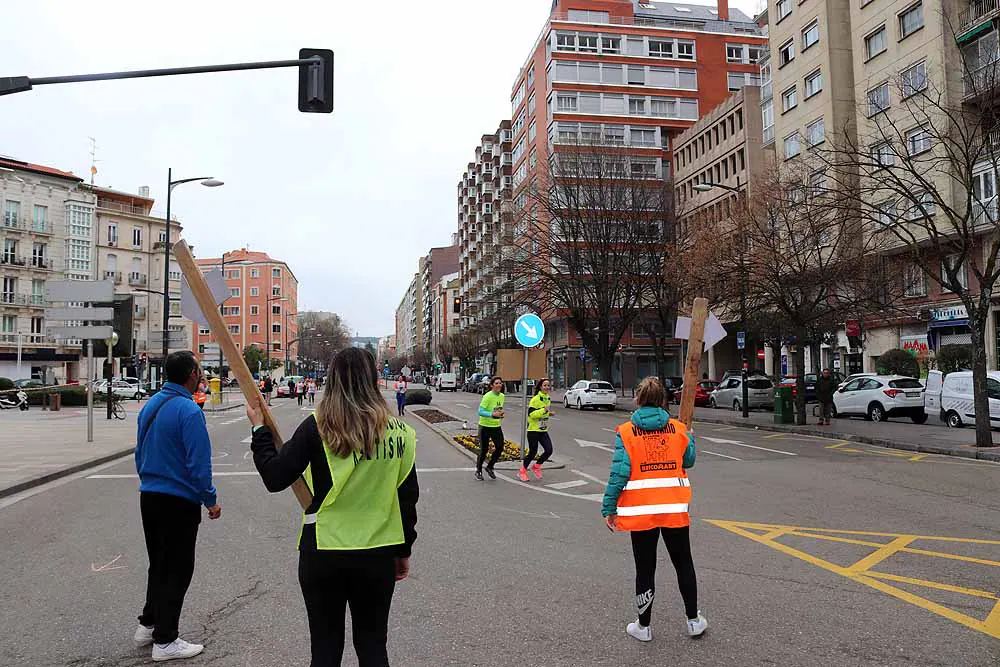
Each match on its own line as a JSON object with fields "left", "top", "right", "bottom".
{"left": 436, "top": 372, "right": 458, "bottom": 392}
{"left": 926, "top": 369, "right": 1000, "bottom": 428}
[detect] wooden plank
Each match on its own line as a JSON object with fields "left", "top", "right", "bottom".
{"left": 173, "top": 240, "right": 312, "bottom": 510}
{"left": 677, "top": 297, "right": 708, "bottom": 428}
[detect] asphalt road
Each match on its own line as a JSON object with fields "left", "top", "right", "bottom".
{"left": 1, "top": 391, "right": 998, "bottom": 666}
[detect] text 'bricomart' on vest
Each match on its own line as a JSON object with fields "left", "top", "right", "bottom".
{"left": 352, "top": 418, "right": 409, "bottom": 465}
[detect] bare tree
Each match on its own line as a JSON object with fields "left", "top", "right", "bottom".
{"left": 811, "top": 36, "right": 1000, "bottom": 445}
{"left": 297, "top": 311, "right": 351, "bottom": 368}
{"left": 509, "top": 138, "right": 671, "bottom": 382}
{"left": 449, "top": 331, "right": 480, "bottom": 379}
{"left": 437, "top": 336, "right": 455, "bottom": 371}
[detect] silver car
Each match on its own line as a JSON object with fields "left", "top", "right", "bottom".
{"left": 709, "top": 376, "right": 775, "bottom": 411}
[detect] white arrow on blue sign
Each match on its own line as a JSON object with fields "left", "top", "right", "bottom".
{"left": 514, "top": 313, "right": 545, "bottom": 348}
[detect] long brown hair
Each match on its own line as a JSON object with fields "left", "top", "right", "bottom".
{"left": 315, "top": 348, "right": 391, "bottom": 458}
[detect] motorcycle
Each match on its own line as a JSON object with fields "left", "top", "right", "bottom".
{"left": 0, "top": 390, "right": 29, "bottom": 411}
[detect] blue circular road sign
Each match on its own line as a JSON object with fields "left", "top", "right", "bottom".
{"left": 514, "top": 313, "right": 545, "bottom": 348}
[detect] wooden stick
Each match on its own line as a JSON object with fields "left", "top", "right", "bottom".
{"left": 678, "top": 297, "right": 709, "bottom": 429}
{"left": 173, "top": 240, "right": 313, "bottom": 510}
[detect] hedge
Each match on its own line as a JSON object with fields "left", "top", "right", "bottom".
{"left": 405, "top": 388, "right": 432, "bottom": 406}
{"left": 0, "top": 377, "right": 12, "bottom": 391}
{"left": 876, "top": 349, "right": 920, "bottom": 378}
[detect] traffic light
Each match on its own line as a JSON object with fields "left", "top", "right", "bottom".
{"left": 298, "top": 48, "right": 334, "bottom": 113}
{"left": 453, "top": 297, "right": 461, "bottom": 314}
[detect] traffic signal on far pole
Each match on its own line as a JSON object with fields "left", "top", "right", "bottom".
{"left": 453, "top": 297, "right": 461, "bottom": 314}
{"left": 298, "top": 48, "right": 334, "bottom": 113}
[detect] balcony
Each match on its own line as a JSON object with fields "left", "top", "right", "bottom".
{"left": 30, "top": 256, "right": 52, "bottom": 270}
{"left": 103, "top": 270, "right": 123, "bottom": 284}
{"left": 0, "top": 333, "right": 46, "bottom": 345}
{"left": 153, "top": 240, "right": 170, "bottom": 250}
{"left": 96, "top": 199, "right": 152, "bottom": 216}
{"left": 128, "top": 272, "right": 148, "bottom": 286}
{"left": 29, "top": 294, "right": 44, "bottom": 308}
{"left": 134, "top": 305, "right": 147, "bottom": 320}
{"left": 963, "top": 61, "right": 1000, "bottom": 99}
{"left": 1, "top": 255, "right": 26, "bottom": 267}
{"left": 960, "top": 0, "right": 1000, "bottom": 36}
{"left": 29, "top": 222, "right": 53, "bottom": 235}
{"left": 3, "top": 216, "right": 23, "bottom": 232}
{"left": 1, "top": 293, "right": 28, "bottom": 306}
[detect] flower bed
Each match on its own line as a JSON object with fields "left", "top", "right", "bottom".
{"left": 412, "top": 409, "right": 460, "bottom": 424}
{"left": 453, "top": 433, "right": 522, "bottom": 462}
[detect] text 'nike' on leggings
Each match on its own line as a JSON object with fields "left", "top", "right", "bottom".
{"left": 477, "top": 426, "right": 505, "bottom": 470}
{"left": 630, "top": 525, "right": 698, "bottom": 626}
{"left": 524, "top": 431, "right": 553, "bottom": 467}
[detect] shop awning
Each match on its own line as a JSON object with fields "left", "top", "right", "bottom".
{"left": 928, "top": 319, "right": 969, "bottom": 329}
{"left": 957, "top": 21, "right": 994, "bottom": 45}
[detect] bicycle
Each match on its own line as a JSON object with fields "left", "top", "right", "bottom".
{"left": 111, "top": 394, "right": 127, "bottom": 420}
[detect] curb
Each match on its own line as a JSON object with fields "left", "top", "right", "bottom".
{"left": 0, "top": 447, "right": 134, "bottom": 500}
{"left": 205, "top": 402, "right": 246, "bottom": 413}
{"left": 407, "top": 409, "right": 567, "bottom": 471}
{"left": 692, "top": 415, "right": 1000, "bottom": 462}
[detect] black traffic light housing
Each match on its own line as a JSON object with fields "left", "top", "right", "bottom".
{"left": 298, "top": 49, "right": 334, "bottom": 113}
{"left": 92, "top": 295, "right": 134, "bottom": 358}
{"left": 453, "top": 297, "right": 461, "bottom": 314}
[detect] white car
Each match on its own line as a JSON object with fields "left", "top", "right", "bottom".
{"left": 837, "top": 372, "right": 877, "bottom": 390}
{"left": 436, "top": 372, "right": 458, "bottom": 392}
{"left": 564, "top": 380, "right": 617, "bottom": 411}
{"left": 92, "top": 379, "right": 146, "bottom": 400}
{"left": 832, "top": 374, "right": 926, "bottom": 423}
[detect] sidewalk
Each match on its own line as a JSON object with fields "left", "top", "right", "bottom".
{"left": 204, "top": 391, "right": 246, "bottom": 412}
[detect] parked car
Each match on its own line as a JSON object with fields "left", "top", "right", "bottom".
{"left": 436, "top": 372, "right": 458, "bottom": 392}
{"left": 710, "top": 376, "right": 774, "bottom": 411}
{"left": 92, "top": 379, "right": 147, "bottom": 400}
{"left": 832, "top": 375, "right": 926, "bottom": 423}
{"left": 564, "top": 380, "right": 617, "bottom": 410}
{"left": 13, "top": 378, "right": 47, "bottom": 389}
{"left": 692, "top": 379, "right": 720, "bottom": 407}
{"left": 277, "top": 375, "right": 305, "bottom": 397}
{"left": 837, "top": 372, "right": 876, "bottom": 390}
{"left": 780, "top": 372, "right": 845, "bottom": 403}
{"left": 926, "top": 369, "right": 1000, "bottom": 428}
{"left": 719, "top": 369, "right": 768, "bottom": 384}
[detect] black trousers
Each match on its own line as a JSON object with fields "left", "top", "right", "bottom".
{"left": 299, "top": 548, "right": 396, "bottom": 667}
{"left": 138, "top": 491, "right": 201, "bottom": 644}
{"left": 524, "top": 431, "right": 553, "bottom": 467}
{"left": 630, "top": 526, "right": 698, "bottom": 626}
{"left": 477, "top": 426, "right": 505, "bottom": 471}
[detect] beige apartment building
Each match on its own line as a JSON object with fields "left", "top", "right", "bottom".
{"left": 394, "top": 273, "right": 421, "bottom": 360}
{"left": 429, "top": 272, "right": 461, "bottom": 371}
{"left": 419, "top": 244, "right": 459, "bottom": 355}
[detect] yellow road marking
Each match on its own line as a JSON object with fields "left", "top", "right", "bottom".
{"left": 762, "top": 433, "right": 788, "bottom": 439}
{"left": 707, "top": 519, "right": 1000, "bottom": 640}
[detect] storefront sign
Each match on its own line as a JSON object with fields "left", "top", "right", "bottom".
{"left": 900, "top": 334, "right": 930, "bottom": 356}
{"left": 845, "top": 320, "right": 861, "bottom": 337}
{"left": 930, "top": 305, "right": 968, "bottom": 322}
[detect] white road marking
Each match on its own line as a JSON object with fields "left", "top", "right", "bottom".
{"left": 578, "top": 493, "right": 605, "bottom": 501}
{"left": 0, "top": 454, "right": 134, "bottom": 511}
{"left": 602, "top": 428, "right": 616, "bottom": 433}
{"left": 576, "top": 438, "right": 614, "bottom": 453}
{"left": 702, "top": 450, "right": 742, "bottom": 461}
{"left": 220, "top": 417, "right": 244, "bottom": 426}
{"left": 571, "top": 469, "right": 606, "bottom": 484}
{"left": 701, "top": 436, "right": 797, "bottom": 456}
{"left": 241, "top": 436, "right": 252, "bottom": 444}
{"left": 212, "top": 452, "right": 229, "bottom": 459}
{"left": 414, "top": 467, "right": 478, "bottom": 472}
{"left": 494, "top": 473, "right": 602, "bottom": 502}
{"left": 243, "top": 451, "right": 252, "bottom": 460}
{"left": 88, "top": 472, "right": 260, "bottom": 479}
{"left": 547, "top": 479, "right": 588, "bottom": 490}
{"left": 456, "top": 403, "right": 472, "bottom": 409}
{"left": 497, "top": 507, "right": 562, "bottom": 519}
{"left": 91, "top": 554, "right": 125, "bottom": 573}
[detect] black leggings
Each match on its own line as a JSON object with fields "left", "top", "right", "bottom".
{"left": 299, "top": 549, "right": 397, "bottom": 667}
{"left": 477, "top": 426, "right": 505, "bottom": 471}
{"left": 524, "top": 431, "right": 553, "bottom": 467}
{"left": 631, "top": 526, "right": 698, "bottom": 626}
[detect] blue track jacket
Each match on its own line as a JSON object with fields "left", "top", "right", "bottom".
{"left": 135, "top": 382, "right": 217, "bottom": 508}
{"left": 601, "top": 406, "right": 695, "bottom": 517}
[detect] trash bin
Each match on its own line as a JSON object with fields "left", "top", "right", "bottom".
{"left": 210, "top": 377, "right": 222, "bottom": 405}
{"left": 48, "top": 392, "right": 61, "bottom": 412}
{"left": 773, "top": 386, "right": 793, "bottom": 424}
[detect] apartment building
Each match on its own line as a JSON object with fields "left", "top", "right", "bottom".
{"left": 509, "top": 0, "right": 764, "bottom": 386}
{"left": 456, "top": 120, "right": 515, "bottom": 335}
{"left": 0, "top": 157, "right": 95, "bottom": 382}
{"left": 193, "top": 249, "right": 299, "bottom": 375}
{"left": 90, "top": 184, "right": 195, "bottom": 377}
{"left": 377, "top": 334, "right": 396, "bottom": 367}
{"left": 419, "top": 244, "right": 460, "bottom": 354}
{"left": 429, "top": 272, "right": 461, "bottom": 370}
{"left": 395, "top": 273, "right": 420, "bottom": 360}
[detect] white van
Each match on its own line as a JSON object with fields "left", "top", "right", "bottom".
{"left": 436, "top": 372, "right": 458, "bottom": 392}
{"left": 926, "top": 369, "right": 1000, "bottom": 428}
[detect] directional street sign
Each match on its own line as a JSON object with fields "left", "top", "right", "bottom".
{"left": 181, "top": 269, "right": 229, "bottom": 327}
{"left": 45, "top": 279, "right": 113, "bottom": 304}
{"left": 45, "top": 307, "right": 114, "bottom": 321}
{"left": 675, "top": 310, "right": 727, "bottom": 351}
{"left": 514, "top": 313, "right": 545, "bottom": 348}
{"left": 579, "top": 348, "right": 586, "bottom": 362}
{"left": 737, "top": 331, "right": 746, "bottom": 350}
{"left": 48, "top": 325, "right": 113, "bottom": 340}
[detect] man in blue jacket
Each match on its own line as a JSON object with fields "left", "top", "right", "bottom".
{"left": 133, "top": 351, "right": 220, "bottom": 662}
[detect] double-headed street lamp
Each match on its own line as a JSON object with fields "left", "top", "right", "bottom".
{"left": 693, "top": 176, "right": 750, "bottom": 418}
{"left": 162, "top": 169, "right": 223, "bottom": 366}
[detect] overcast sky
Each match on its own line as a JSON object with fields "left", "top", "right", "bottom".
{"left": 1, "top": 0, "right": 759, "bottom": 337}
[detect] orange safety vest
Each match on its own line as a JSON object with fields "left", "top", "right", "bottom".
{"left": 193, "top": 390, "right": 208, "bottom": 405}
{"left": 615, "top": 418, "right": 691, "bottom": 531}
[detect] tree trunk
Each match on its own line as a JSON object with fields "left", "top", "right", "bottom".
{"left": 794, "top": 331, "right": 808, "bottom": 425}
{"left": 969, "top": 313, "right": 994, "bottom": 448}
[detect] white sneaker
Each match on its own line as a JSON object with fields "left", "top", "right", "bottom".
{"left": 687, "top": 613, "right": 708, "bottom": 637}
{"left": 133, "top": 624, "right": 154, "bottom": 646}
{"left": 152, "top": 638, "right": 204, "bottom": 661}
{"left": 626, "top": 619, "right": 652, "bottom": 642}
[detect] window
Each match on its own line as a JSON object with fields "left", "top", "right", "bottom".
{"left": 132, "top": 227, "right": 142, "bottom": 247}
{"left": 229, "top": 287, "right": 240, "bottom": 297}
{"left": 727, "top": 44, "right": 748, "bottom": 63}
{"left": 907, "top": 126, "right": 932, "bottom": 155}
{"left": 628, "top": 98, "right": 646, "bottom": 115}
{"left": 648, "top": 39, "right": 673, "bottom": 58}
{"left": 867, "top": 82, "right": 890, "bottom": 116}
{"left": 802, "top": 21, "right": 820, "bottom": 50}
{"left": 529, "top": 121, "right": 536, "bottom": 141}
{"left": 876, "top": 200, "right": 898, "bottom": 226}
{"left": 250, "top": 287, "right": 259, "bottom": 297}
{"left": 556, "top": 32, "right": 576, "bottom": 50}
{"left": 602, "top": 36, "right": 621, "bottom": 54}
{"left": 784, "top": 133, "right": 801, "bottom": 158}
{"left": 272, "top": 342, "right": 281, "bottom": 352}
{"left": 272, "top": 286, "right": 281, "bottom": 297}
{"left": 227, "top": 269, "right": 240, "bottom": 279}
{"left": 630, "top": 128, "right": 656, "bottom": 147}
{"left": 250, "top": 305, "right": 259, "bottom": 315}
{"left": 806, "top": 118, "right": 825, "bottom": 146}
{"left": 901, "top": 61, "right": 927, "bottom": 97}
{"left": 556, "top": 94, "right": 577, "bottom": 112}
{"left": 567, "top": 9, "right": 609, "bottom": 22}
{"left": 4, "top": 200, "right": 19, "bottom": 226}
{"left": 199, "top": 327, "right": 210, "bottom": 335}
{"left": 804, "top": 69, "right": 822, "bottom": 98}
{"left": 779, "top": 40, "right": 795, "bottom": 66}
{"left": 908, "top": 191, "right": 935, "bottom": 218}
{"left": 578, "top": 34, "right": 599, "bottom": 53}
{"left": 872, "top": 141, "right": 895, "bottom": 167}
{"left": 942, "top": 254, "right": 968, "bottom": 291}
{"left": 272, "top": 268, "right": 281, "bottom": 279}
{"left": 250, "top": 268, "right": 259, "bottom": 278}
{"left": 107, "top": 223, "right": 118, "bottom": 245}
{"left": 250, "top": 324, "right": 260, "bottom": 334}
{"left": 865, "top": 26, "right": 887, "bottom": 60}
{"left": 272, "top": 323, "right": 282, "bottom": 334}
{"left": 728, "top": 72, "right": 761, "bottom": 90}
{"left": 222, "top": 306, "right": 241, "bottom": 316}
{"left": 32, "top": 205, "right": 47, "bottom": 231}
{"left": 272, "top": 304, "right": 282, "bottom": 315}
{"left": 628, "top": 65, "right": 645, "bottom": 85}
{"left": 776, "top": 0, "right": 791, "bottom": 20}
{"left": 31, "top": 242, "right": 46, "bottom": 267}
{"left": 899, "top": 2, "right": 923, "bottom": 39}
{"left": 781, "top": 86, "right": 798, "bottom": 112}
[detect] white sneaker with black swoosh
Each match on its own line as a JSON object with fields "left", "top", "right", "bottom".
{"left": 626, "top": 620, "right": 652, "bottom": 642}
{"left": 152, "top": 638, "right": 204, "bottom": 661}
{"left": 687, "top": 613, "right": 708, "bottom": 637}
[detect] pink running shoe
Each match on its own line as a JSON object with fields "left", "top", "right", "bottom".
{"left": 517, "top": 466, "right": 529, "bottom": 482}
{"left": 531, "top": 463, "right": 543, "bottom": 479}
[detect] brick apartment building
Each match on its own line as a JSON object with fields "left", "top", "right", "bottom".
{"left": 194, "top": 249, "right": 298, "bottom": 376}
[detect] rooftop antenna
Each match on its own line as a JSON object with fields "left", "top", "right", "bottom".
{"left": 88, "top": 136, "right": 100, "bottom": 186}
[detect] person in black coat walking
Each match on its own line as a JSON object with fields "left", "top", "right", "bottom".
{"left": 815, "top": 368, "right": 837, "bottom": 425}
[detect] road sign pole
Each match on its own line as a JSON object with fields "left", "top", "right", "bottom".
{"left": 522, "top": 347, "right": 530, "bottom": 461}
{"left": 86, "top": 340, "right": 93, "bottom": 443}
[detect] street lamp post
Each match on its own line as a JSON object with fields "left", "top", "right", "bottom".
{"left": 693, "top": 176, "right": 749, "bottom": 418}
{"left": 162, "top": 168, "right": 223, "bottom": 377}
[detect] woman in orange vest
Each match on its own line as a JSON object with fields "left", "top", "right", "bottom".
{"left": 193, "top": 380, "right": 209, "bottom": 411}
{"left": 602, "top": 376, "right": 706, "bottom": 642}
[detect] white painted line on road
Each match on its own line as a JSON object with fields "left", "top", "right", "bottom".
{"left": 702, "top": 450, "right": 742, "bottom": 461}
{"left": 88, "top": 472, "right": 260, "bottom": 479}
{"left": 701, "top": 436, "right": 797, "bottom": 456}
{"left": 0, "top": 454, "right": 134, "bottom": 511}
{"left": 578, "top": 493, "right": 605, "bottom": 501}
{"left": 219, "top": 417, "right": 244, "bottom": 426}
{"left": 456, "top": 403, "right": 472, "bottom": 409}
{"left": 571, "top": 469, "right": 606, "bottom": 484}
{"left": 576, "top": 438, "right": 614, "bottom": 453}
{"left": 244, "top": 451, "right": 252, "bottom": 460}
{"left": 414, "top": 467, "right": 478, "bottom": 472}
{"left": 241, "top": 436, "right": 252, "bottom": 444}
{"left": 547, "top": 479, "right": 588, "bottom": 490}
{"left": 602, "top": 428, "right": 616, "bottom": 433}
{"left": 495, "top": 473, "right": 602, "bottom": 502}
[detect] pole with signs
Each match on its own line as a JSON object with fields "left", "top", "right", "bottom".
{"left": 106, "top": 331, "right": 118, "bottom": 420}
{"left": 678, "top": 298, "right": 709, "bottom": 428}
{"left": 514, "top": 313, "right": 545, "bottom": 459}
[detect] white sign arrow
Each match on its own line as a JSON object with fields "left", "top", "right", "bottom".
{"left": 576, "top": 438, "right": 614, "bottom": 453}
{"left": 675, "top": 310, "right": 728, "bottom": 351}
{"left": 701, "top": 436, "right": 797, "bottom": 456}
{"left": 521, "top": 321, "right": 538, "bottom": 339}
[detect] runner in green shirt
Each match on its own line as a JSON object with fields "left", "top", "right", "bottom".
{"left": 476, "top": 377, "right": 506, "bottom": 480}
{"left": 520, "top": 378, "right": 555, "bottom": 481}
